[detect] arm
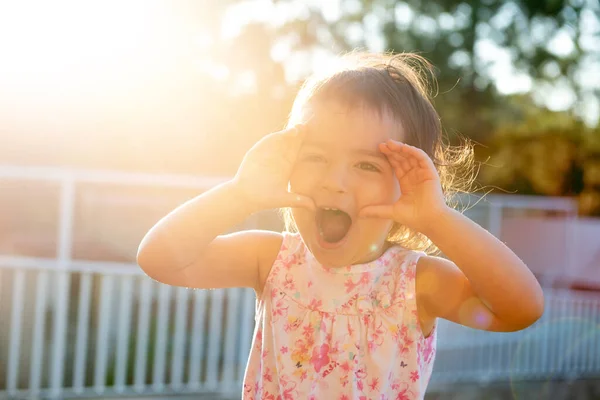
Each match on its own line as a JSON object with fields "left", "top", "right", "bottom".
{"left": 418, "top": 209, "right": 544, "bottom": 331}
{"left": 137, "top": 125, "right": 314, "bottom": 292}
{"left": 361, "top": 139, "right": 544, "bottom": 332}
{"left": 137, "top": 180, "right": 278, "bottom": 291}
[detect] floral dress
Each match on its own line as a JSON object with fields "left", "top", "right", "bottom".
{"left": 242, "top": 232, "right": 437, "bottom": 399}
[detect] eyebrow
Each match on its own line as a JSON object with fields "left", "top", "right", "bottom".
{"left": 303, "top": 143, "right": 388, "bottom": 161}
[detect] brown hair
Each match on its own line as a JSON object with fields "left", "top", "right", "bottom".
{"left": 283, "top": 51, "right": 476, "bottom": 254}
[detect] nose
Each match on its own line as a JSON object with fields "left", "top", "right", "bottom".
{"left": 320, "top": 164, "right": 347, "bottom": 194}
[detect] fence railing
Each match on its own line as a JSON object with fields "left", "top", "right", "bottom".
{"left": 432, "top": 289, "right": 600, "bottom": 385}
{"left": 0, "top": 165, "right": 593, "bottom": 399}
{"left": 1, "top": 262, "right": 599, "bottom": 399}
{"left": 0, "top": 263, "right": 255, "bottom": 399}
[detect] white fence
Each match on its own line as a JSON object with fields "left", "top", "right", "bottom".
{"left": 0, "top": 165, "right": 597, "bottom": 399}
{"left": 0, "top": 266, "right": 255, "bottom": 399}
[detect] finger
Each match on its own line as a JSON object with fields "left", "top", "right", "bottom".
{"left": 394, "top": 165, "right": 409, "bottom": 181}
{"left": 386, "top": 155, "right": 410, "bottom": 178}
{"left": 409, "top": 156, "right": 418, "bottom": 169}
{"left": 387, "top": 152, "right": 411, "bottom": 173}
{"left": 275, "top": 192, "right": 316, "bottom": 211}
{"left": 279, "top": 125, "right": 308, "bottom": 162}
{"left": 380, "top": 144, "right": 410, "bottom": 170}
{"left": 390, "top": 141, "right": 435, "bottom": 168}
{"left": 358, "top": 204, "right": 395, "bottom": 219}
{"left": 273, "top": 125, "right": 306, "bottom": 145}
{"left": 380, "top": 142, "right": 411, "bottom": 161}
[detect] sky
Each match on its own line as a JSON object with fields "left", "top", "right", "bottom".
{"left": 0, "top": 0, "right": 598, "bottom": 128}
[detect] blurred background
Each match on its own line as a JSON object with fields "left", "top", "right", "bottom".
{"left": 0, "top": 0, "right": 598, "bottom": 399}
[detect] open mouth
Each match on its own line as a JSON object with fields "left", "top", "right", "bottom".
{"left": 316, "top": 207, "right": 353, "bottom": 244}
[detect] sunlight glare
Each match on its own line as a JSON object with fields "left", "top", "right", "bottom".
{"left": 0, "top": 0, "right": 181, "bottom": 104}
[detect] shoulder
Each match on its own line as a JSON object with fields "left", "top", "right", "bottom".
{"left": 216, "top": 229, "right": 283, "bottom": 295}
{"left": 254, "top": 230, "right": 286, "bottom": 297}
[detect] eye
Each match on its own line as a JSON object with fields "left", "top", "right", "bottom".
{"left": 303, "top": 154, "right": 326, "bottom": 163}
{"left": 357, "top": 162, "right": 380, "bottom": 172}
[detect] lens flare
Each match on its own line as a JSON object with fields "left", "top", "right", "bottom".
{"left": 508, "top": 317, "right": 600, "bottom": 399}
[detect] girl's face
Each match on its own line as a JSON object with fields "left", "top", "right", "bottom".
{"left": 289, "top": 101, "right": 404, "bottom": 268}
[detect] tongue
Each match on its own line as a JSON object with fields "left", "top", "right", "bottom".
{"left": 318, "top": 210, "right": 352, "bottom": 243}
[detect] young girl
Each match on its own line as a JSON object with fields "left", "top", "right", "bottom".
{"left": 137, "top": 52, "right": 544, "bottom": 399}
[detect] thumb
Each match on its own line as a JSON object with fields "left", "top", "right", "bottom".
{"left": 275, "top": 192, "right": 316, "bottom": 211}
{"left": 359, "top": 204, "right": 394, "bottom": 219}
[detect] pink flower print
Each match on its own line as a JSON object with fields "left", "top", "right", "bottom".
{"left": 344, "top": 277, "right": 357, "bottom": 293}
{"left": 376, "top": 290, "right": 392, "bottom": 308}
{"left": 263, "top": 367, "right": 273, "bottom": 382}
{"left": 346, "top": 320, "right": 355, "bottom": 336}
{"left": 381, "top": 254, "right": 391, "bottom": 266}
{"left": 308, "top": 298, "right": 322, "bottom": 310}
{"left": 302, "top": 324, "right": 314, "bottom": 338}
{"left": 368, "top": 320, "right": 386, "bottom": 350}
{"left": 340, "top": 294, "right": 358, "bottom": 312}
{"left": 406, "top": 262, "right": 416, "bottom": 280}
{"left": 308, "top": 280, "right": 313, "bottom": 288}
{"left": 368, "top": 339, "right": 376, "bottom": 352}
{"left": 283, "top": 253, "right": 300, "bottom": 270}
{"left": 357, "top": 272, "right": 371, "bottom": 286}
{"left": 362, "top": 314, "right": 370, "bottom": 326}
{"left": 368, "top": 377, "right": 380, "bottom": 391}
{"left": 357, "top": 379, "right": 364, "bottom": 391}
{"left": 300, "top": 370, "right": 308, "bottom": 381}
{"left": 283, "top": 273, "right": 295, "bottom": 290}
{"left": 310, "top": 344, "right": 330, "bottom": 373}
{"left": 397, "top": 333, "right": 414, "bottom": 355}
{"left": 401, "top": 324, "right": 409, "bottom": 336}
{"left": 339, "top": 395, "right": 350, "bottom": 400}
{"left": 278, "top": 381, "right": 298, "bottom": 400}
{"left": 421, "top": 335, "right": 435, "bottom": 363}
{"left": 243, "top": 382, "right": 253, "bottom": 395}
{"left": 340, "top": 361, "right": 351, "bottom": 374}
{"left": 329, "top": 314, "right": 337, "bottom": 324}
{"left": 394, "top": 382, "right": 415, "bottom": 400}
{"left": 254, "top": 329, "right": 263, "bottom": 349}
{"left": 292, "top": 340, "right": 310, "bottom": 366}
{"left": 355, "top": 365, "right": 367, "bottom": 379}
{"left": 271, "top": 299, "right": 288, "bottom": 322}
{"left": 410, "top": 370, "right": 420, "bottom": 382}
{"left": 340, "top": 375, "right": 350, "bottom": 387}
{"left": 284, "top": 315, "right": 301, "bottom": 332}
{"left": 280, "top": 346, "right": 288, "bottom": 354}
{"left": 261, "top": 349, "right": 269, "bottom": 360}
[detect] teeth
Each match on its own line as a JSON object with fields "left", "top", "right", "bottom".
{"left": 323, "top": 207, "right": 339, "bottom": 211}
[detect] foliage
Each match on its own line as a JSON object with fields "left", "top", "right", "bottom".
{"left": 159, "top": 0, "right": 600, "bottom": 214}
{"left": 479, "top": 100, "right": 600, "bottom": 215}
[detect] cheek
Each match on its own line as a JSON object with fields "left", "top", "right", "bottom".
{"left": 291, "top": 208, "right": 313, "bottom": 231}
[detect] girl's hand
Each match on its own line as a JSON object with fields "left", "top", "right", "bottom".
{"left": 233, "top": 125, "right": 316, "bottom": 212}
{"left": 358, "top": 140, "right": 448, "bottom": 233}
